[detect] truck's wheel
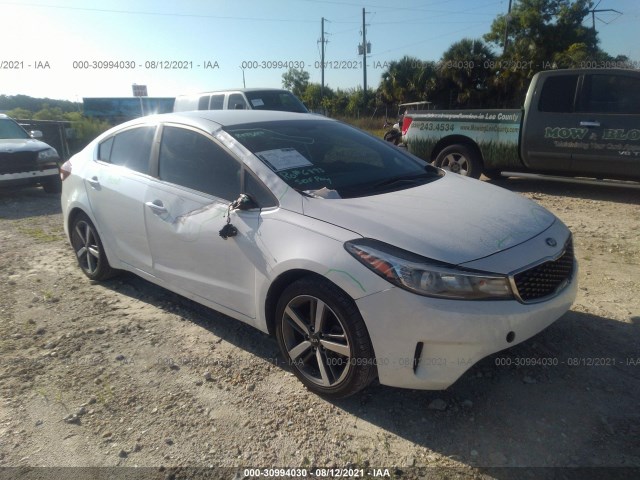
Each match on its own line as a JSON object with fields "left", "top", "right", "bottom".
{"left": 42, "top": 175, "right": 62, "bottom": 194}
{"left": 482, "top": 168, "right": 503, "bottom": 181}
{"left": 435, "top": 144, "right": 482, "bottom": 179}
{"left": 383, "top": 130, "right": 401, "bottom": 145}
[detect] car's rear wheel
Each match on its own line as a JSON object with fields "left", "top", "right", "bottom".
{"left": 70, "top": 213, "right": 116, "bottom": 281}
{"left": 275, "top": 277, "right": 376, "bottom": 399}
{"left": 435, "top": 144, "right": 482, "bottom": 179}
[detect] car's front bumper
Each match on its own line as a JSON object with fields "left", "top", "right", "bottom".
{"left": 0, "top": 167, "right": 59, "bottom": 187}
{"left": 356, "top": 265, "right": 577, "bottom": 390}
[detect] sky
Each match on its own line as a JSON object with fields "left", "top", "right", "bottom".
{"left": 0, "top": 0, "right": 637, "bottom": 102}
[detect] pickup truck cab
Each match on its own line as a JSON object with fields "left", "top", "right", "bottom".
{"left": 402, "top": 69, "right": 640, "bottom": 181}
{"left": 0, "top": 114, "right": 62, "bottom": 193}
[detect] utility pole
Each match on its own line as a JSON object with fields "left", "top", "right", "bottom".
{"left": 320, "top": 17, "right": 326, "bottom": 102}
{"left": 503, "top": 0, "right": 512, "bottom": 55}
{"left": 361, "top": 8, "right": 369, "bottom": 109}
{"left": 589, "top": 1, "right": 622, "bottom": 35}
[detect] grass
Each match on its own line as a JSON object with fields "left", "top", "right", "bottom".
{"left": 337, "top": 116, "right": 388, "bottom": 139}
{"left": 17, "top": 225, "right": 62, "bottom": 243}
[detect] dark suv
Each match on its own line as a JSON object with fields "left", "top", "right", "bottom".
{"left": 0, "top": 114, "right": 61, "bottom": 193}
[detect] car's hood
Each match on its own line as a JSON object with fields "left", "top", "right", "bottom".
{"left": 302, "top": 173, "right": 556, "bottom": 265}
{"left": 0, "top": 139, "right": 51, "bottom": 153}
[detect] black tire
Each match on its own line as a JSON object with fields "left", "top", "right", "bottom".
{"left": 70, "top": 213, "right": 117, "bottom": 281}
{"left": 42, "top": 175, "right": 62, "bottom": 194}
{"left": 482, "top": 168, "right": 503, "bottom": 181}
{"left": 275, "top": 277, "right": 376, "bottom": 399}
{"left": 383, "top": 130, "right": 401, "bottom": 145}
{"left": 435, "top": 144, "right": 482, "bottom": 179}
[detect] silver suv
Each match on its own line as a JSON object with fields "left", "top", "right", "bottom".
{"left": 173, "top": 88, "right": 308, "bottom": 113}
{"left": 0, "top": 114, "right": 61, "bottom": 193}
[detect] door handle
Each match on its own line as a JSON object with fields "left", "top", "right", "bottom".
{"left": 145, "top": 200, "right": 168, "bottom": 214}
{"left": 580, "top": 121, "right": 601, "bottom": 128}
{"left": 87, "top": 176, "right": 100, "bottom": 187}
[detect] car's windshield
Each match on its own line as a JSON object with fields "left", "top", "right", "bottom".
{"left": 0, "top": 119, "right": 30, "bottom": 140}
{"left": 244, "top": 91, "right": 308, "bottom": 113}
{"left": 225, "top": 119, "right": 440, "bottom": 198}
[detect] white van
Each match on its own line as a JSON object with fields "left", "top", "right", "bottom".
{"left": 173, "top": 88, "right": 308, "bottom": 113}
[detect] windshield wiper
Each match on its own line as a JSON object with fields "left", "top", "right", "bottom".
{"left": 371, "top": 171, "right": 440, "bottom": 191}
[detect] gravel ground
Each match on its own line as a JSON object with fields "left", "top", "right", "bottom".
{"left": 0, "top": 177, "right": 638, "bottom": 480}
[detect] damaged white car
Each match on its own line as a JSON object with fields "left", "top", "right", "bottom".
{"left": 60, "top": 110, "right": 577, "bottom": 398}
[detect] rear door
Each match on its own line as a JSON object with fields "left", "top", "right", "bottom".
{"left": 85, "top": 125, "right": 156, "bottom": 273}
{"left": 570, "top": 72, "right": 640, "bottom": 179}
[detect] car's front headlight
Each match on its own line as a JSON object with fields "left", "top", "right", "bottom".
{"left": 345, "top": 239, "right": 514, "bottom": 300}
{"left": 38, "top": 148, "right": 59, "bottom": 160}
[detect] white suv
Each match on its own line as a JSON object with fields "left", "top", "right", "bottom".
{"left": 173, "top": 88, "right": 308, "bottom": 113}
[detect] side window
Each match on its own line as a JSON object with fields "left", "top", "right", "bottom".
{"left": 244, "top": 171, "right": 276, "bottom": 208}
{"left": 538, "top": 75, "right": 578, "bottom": 113}
{"left": 198, "top": 95, "right": 210, "bottom": 110}
{"left": 158, "top": 126, "right": 241, "bottom": 201}
{"left": 229, "top": 93, "right": 247, "bottom": 110}
{"left": 98, "top": 136, "right": 114, "bottom": 161}
{"left": 108, "top": 126, "right": 155, "bottom": 173}
{"left": 580, "top": 74, "right": 640, "bottom": 114}
{"left": 210, "top": 95, "right": 224, "bottom": 110}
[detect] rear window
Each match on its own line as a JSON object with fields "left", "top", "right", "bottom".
{"left": 210, "top": 94, "right": 224, "bottom": 110}
{"left": 579, "top": 74, "right": 640, "bottom": 114}
{"left": 225, "top": 120, "right": 437, "bottom": 198}
{"left": 244, "top": 91, "right": 308, "bottom": 113}
{"left": 538, "top": 75, "right": 579, "bottom": 113}
{"left": 101, "top": 126, "right": 155, "bottom": 174}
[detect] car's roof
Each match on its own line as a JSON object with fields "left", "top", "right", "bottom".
{"left": 140, "top": 110, "right": 330, "bottom": 128}
{"left": 100, "top": 110, "right": 332, "bottom": 142}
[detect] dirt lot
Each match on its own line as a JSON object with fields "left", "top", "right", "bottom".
{"left": 0, "top": 177, "right": 638, "bottom": 479}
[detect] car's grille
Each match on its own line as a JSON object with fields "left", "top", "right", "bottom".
{"left": 513, "top": 238, "right": 575, "bottom": 302}
{"left": 0, "top": 151, "right": 39, "bottom": 174}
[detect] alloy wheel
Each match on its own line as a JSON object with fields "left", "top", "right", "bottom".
{"left": 280, "top": 294, "right": 352, "bottom": 387}
{"left": 72, "top": 220, "right": 101, "bottom": 276}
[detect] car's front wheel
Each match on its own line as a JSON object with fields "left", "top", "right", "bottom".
{"left": 275, "top": 277, "right": 376, "bottom": 398}
{"left": 70, "top": 213, "right": 116, "bottom": 281}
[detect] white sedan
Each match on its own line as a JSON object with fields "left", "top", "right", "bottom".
{"left": 60, "top": 110, "right": 577, "bottom": 398}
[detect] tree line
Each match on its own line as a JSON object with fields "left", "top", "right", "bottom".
{"left": 283, "top": 0, "right": 633, "bottom": 115}
{"left": 1, "top": 97, "right": 112, "bottom": 154}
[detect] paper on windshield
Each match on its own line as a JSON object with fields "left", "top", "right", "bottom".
{"left": 250, "top": 98, "right": 265, "bottom": 107}
{"left": 256, "top": 148, "right": 313, "bottom": 171}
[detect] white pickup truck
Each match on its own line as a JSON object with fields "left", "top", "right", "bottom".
{"left": 402, "top": 68, "right": 640, "bottom": 181}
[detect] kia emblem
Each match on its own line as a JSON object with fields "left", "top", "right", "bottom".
{"left": 545, "top": 238, "right": 557, "bottom": 247}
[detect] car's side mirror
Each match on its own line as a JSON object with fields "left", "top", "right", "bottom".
{"left": 219, "top": 193, "right": 259, "bottom": 239}
{"left": 232, "top": 193, "right": 259, "bottom": 211}
{"left": 30, "top": 130, "right": 43, "bottom": 139}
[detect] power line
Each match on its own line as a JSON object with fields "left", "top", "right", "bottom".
{"left": 0, "top": 1, "right": 321, "bottom": 23}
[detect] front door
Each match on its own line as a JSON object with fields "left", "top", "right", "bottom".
{"left": 143, "top": 125, "right": 260, "bottom": 319}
